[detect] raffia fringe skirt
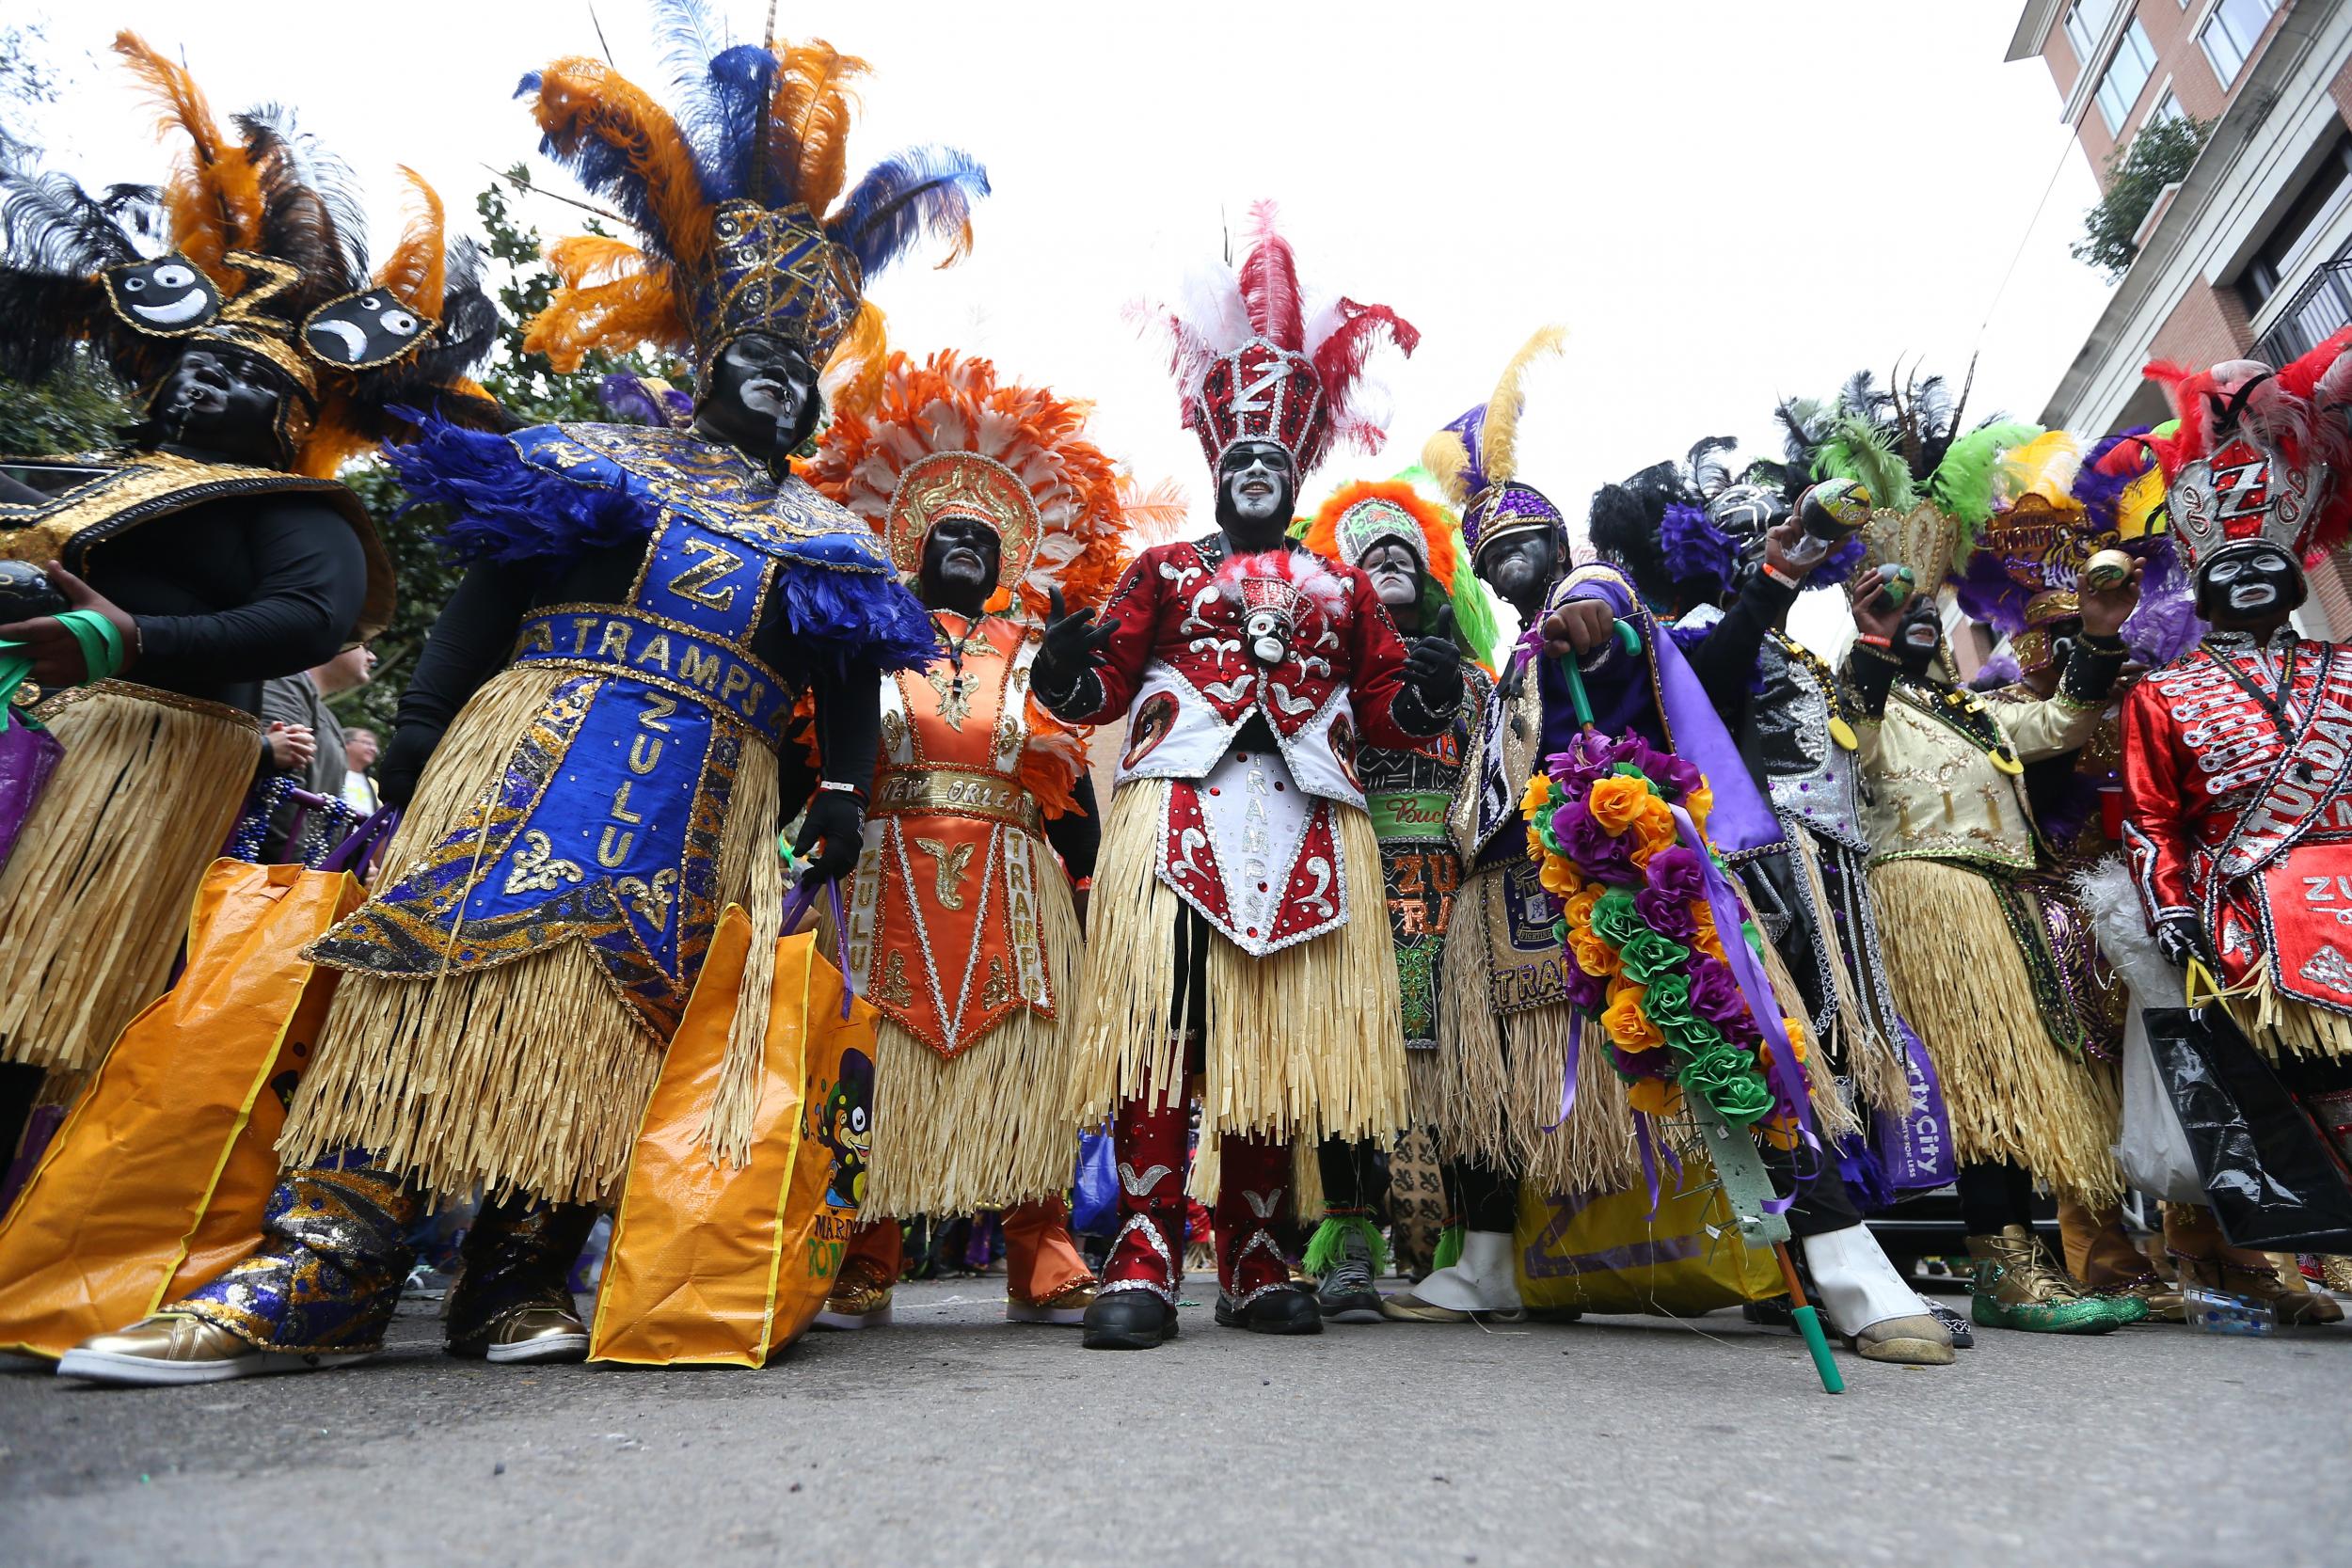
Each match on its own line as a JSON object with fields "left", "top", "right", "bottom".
{"left": 279, "top": 665, "right": 783, "bottom": 1207}
{"left": 861, "top": 863, "right": 1086, "bottom": 1219}
{"left": 1067, "top": 777, "right": 1409, "bottom": 1202}
{"left": 2225, "top": 973, "right": 2352, "bottom": 1063}
{"left": 1869, "top": 857, "right": 2122, "bottom": 1207}
{"left": 0, "top": 682, "right": 260, "bottom": 1072}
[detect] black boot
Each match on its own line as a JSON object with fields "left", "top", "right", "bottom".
{"left": 1082, "top": 1287, "right": 1181, "bottom": 1350}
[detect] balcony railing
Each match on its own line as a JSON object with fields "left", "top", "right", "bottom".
{"left": 2251, "top": 246, "right": 2352, "bottom": 366}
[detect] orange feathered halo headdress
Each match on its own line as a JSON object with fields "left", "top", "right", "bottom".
{"left": 516, "top": 8, "right": 987, "bottom": 401}
{"left": 806, "top": 348, "right": 1181, "bottom": 617}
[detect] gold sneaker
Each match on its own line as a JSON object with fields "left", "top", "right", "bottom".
{"left": 1007, "top": 1278, "right": 1098, "bottom": 1325}
{"left": 814, "top": 1256, "right": 896, "bottom": 1330}
{"left": 2093, "top": 1273, "right": 2185, "bottom": 1324}
{"left": 56, "top": 1315, "right": 372, "bottom": 1386}
{"left": 2175, "top": 1250, "right": 2346, "bottom": 1327}
{"left": 448, "top": 1298, "right": 590, "bottom": 1364}
{"left": 1965, "top": 1227, "right": 2121, "bottom": 1335}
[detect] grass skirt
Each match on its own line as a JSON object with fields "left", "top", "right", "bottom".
{"left": 1435, "top": 863, "right": 1642, "bottom": 1195}
{"left": 1869, "top": 857, "right": 2122, "bottom": 1206}
{"left": 0, "top": 682, "right": 259, "bottom": 1071}
{"left": 860, "top": 859, "right": 1087, "bottom": 1219}
{"left": 2224, "top": 973, "right": 2352, "bottom": 1063}
{"left": 280, "top": 665, "right": 783, "bottom": 1206}
{"left": 1067, "top": 777, "right": 1409, "bottom": 1201}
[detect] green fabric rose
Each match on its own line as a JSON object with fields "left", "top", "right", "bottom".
{"left": 1590, "top": 889, "right": 1645, "bottom": 947}
{"left": 1680, "top": 1045, "right": 1775, "bottom": 1126}
{"left": 1617, "top": 928, "right": 1690, "bottom": 985}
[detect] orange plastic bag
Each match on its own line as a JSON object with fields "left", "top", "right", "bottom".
{"left": 590, "top": 904, "right": 874, "bottom": 1367}
{"left": 1513, "top": 1155, "right": 1785, "bottom": 1317}
{"left": 0, "top": 858, "right": 361, "bottom": 1356}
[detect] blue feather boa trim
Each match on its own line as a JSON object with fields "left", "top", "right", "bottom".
{"left": 386, "top": 414, "right": 939, "bottom": 673}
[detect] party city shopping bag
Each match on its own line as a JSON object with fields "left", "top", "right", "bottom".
{"left": 0, "top": 857, "right": 361, "bottom": 1356}
{"left": 591, "top": 899, "right": 875, "bottom": 1367}
{"left": 1515, "top": 1158, "right": 1785, "bottom": 1317}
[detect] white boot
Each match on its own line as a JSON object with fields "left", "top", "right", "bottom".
{"left": 1380, "top": 1230, "right": 1526, "bottom": 1322}
{"left": 1801, "top": 1224, "right": 1952, "bottom": 1365}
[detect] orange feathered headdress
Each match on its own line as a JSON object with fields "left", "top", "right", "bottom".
{"left": 806, "top": 349, "right": 1175, "bottom": 618}
{"left": 517, "top": 11, "right": 986, "bottom": 394}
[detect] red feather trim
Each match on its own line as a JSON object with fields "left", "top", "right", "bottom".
{"left": 1237, "top": 199, "right": 1305, "bottom": 351}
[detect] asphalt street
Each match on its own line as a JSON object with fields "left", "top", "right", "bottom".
{"left": 2, "top": 1276, "right": 2344, "bottom": 1568}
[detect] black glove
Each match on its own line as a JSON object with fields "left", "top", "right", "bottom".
{"left": 792, "top": 788, "right": 866, "bottom": 885}
{"left": 1032, "top": 586, "right": 1119, "bottom": 714}
{"left": 1400, "top": 606, "right": 1465, "bottom": 718}
{"left": 2155, "top": 913, "right": 2216, "bottom": 974}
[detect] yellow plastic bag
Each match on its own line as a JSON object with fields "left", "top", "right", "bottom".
{"left": 0, "top": 858, "right": 360, "bottom": 1356}
{"left": 590, "top": 905, "right": 873, "bottom": 1367}
{"left": 1514, "top": 1156, "right": 1784, "bottom": 1317}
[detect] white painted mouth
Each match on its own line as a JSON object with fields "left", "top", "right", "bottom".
{"left": 132, "top": 293, "right": 213, "bottom": 325}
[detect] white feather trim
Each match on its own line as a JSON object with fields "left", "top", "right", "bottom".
{"left": 2073, "top": 857, "right": 2179, "bottom": 999}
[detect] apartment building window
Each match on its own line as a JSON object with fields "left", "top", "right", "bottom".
{"left": 2064, "top": 0, "right": 2119, "bottom": 61}
{"left": 2201, "top": 0, "right": 2280, "bottom": 86}
{"left": 2096, "top": 21, "right": 2159, "bottom": 132}
{"left": 2239, "top": 136, "right": 2352, "bottom": 361}
{"left": 2147, "top": 88, "right": 2185, "bottom": 127}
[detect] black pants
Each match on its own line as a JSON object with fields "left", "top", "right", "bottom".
{"left": 1317, "top": 1136, "right": 1391, "bottom": 1214}
{"left": 1954, "top": 1158, "right": 2037, "bottom": 1235}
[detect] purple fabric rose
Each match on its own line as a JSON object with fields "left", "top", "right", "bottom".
{"left": 1561, "top": 959, "right": 1608, "bottom": 1011}
{"left": 1655, "top": 752, "right": 1703, "bottom": 801}
{"left": 1561, "top": 800, "right": 1636, "bottom": 881}
{"left": 1547, "top": 733, "right": 1615, "bottom": 795}
{"left": 1645, "top": 845, "right": 1706, "bottom": 902}
{"left": 1687, "top": 953, "right": 1749, "bottom": 1027}
{"left": 1634, "top": 883, "right": 1699, "bottom": 940}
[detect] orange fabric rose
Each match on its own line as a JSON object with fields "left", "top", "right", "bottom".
{"left": 1685, "top": 783, "right": 1714, "bottom": 835}
{"left": 1519, "top": 772, "right": 1554, "bottom": 819}
{"left": 1600, "top": 981, "right": 1663, "bottom": 1049}
{"left": 1569, "top": 927, "right": 1623, "bottom": 979}
{"left": 1539, "top": 852, "right": 1583, "bottom": 898}
{"left": 1633, "top": 798, "right": 1678, "bottom": 854}
{"left": 1587, "top": 775, "right": 1652, "bottom": 835}
{"left": 1627, "top": 1078, "right": 1677, "bottom": 1117}
{"left": 1561, "top": 885, "right": 1602, "bottom": 931}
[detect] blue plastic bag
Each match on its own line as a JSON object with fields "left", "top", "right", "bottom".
{"left": 1072, "top": 1129, "right": 1117, "bottom": 1238}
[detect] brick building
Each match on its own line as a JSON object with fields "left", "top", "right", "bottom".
{"left": 2014, "top": 0, "right": 2352, "bottom": 626}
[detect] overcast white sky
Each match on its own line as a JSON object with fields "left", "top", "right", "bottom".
{"left": 24, "top": 1, "right": 2116, "bottom": 643}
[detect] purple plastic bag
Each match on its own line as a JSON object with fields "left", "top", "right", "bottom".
{"left": 0, "top": 717, "right": 62, "bottom": 874}
{"left": 1871, "top": 1019, "right": 1958, "bottom": 1192}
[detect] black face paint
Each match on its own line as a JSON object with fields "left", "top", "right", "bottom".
{"left": 916, "top": 513, "right": 1003, "bottom": 617}
{"left": 1214, "top": 439, "right": 1297, "bottom": 547}
{"left": 695, "top": 332, "right": 819, "bottom": 462}
{"left": 1474, "top": 531, "right": 1562, "bottom": 620}
{"left": 1898, "top": 598, "right": 1941, "bottom": 674}
{"left": 146, "top": 345, "right": 292, "bottom": 468}
{"left": 1358, "top": 537, "right": 1424, "bottom": 614}
{"left": 2200, "top": 545, "right": 2307, "bottom": 627}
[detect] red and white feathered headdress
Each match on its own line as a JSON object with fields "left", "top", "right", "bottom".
{"left": 2143, "top": 329, "right": 2352, "bottom": 580}
{"left": 1141, "top": 200, "right": 1419, "bottom": 477}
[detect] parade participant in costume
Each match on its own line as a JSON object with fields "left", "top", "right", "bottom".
{"left": 1527, "top": 467, "right": 1952, "bottom": 1366}
{"left": 802, "top": 348, "right": 1141, "bottom": 1329}
{"left": 1036, "top": 202, "right": 1447, "bottom": 1349}
{"left": 1399, "top": 326, "right": 1630, "bottom": 1323}
{"left": 1830, "top": 377, "right": 2144, "bottom": 1336}
{"left": 0, "top": 35, "right": 489, "bottom": 1105}
{"left": 59, "top": 13, "right": 985, "bottom": 1383}
{"left": 1952, "top": 428, "right": 2199, "bottom": 1319}
{"left": 1294, "top": 476, "right": 1494, "bottom": 1321}
{"left": 2121, "top": 340, "right": 2352, "bottom": 1322}
{"left": 1674, "top": 435, "right": 1931, "bottom": 1193}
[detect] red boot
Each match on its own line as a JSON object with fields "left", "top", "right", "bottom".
{"left": 1081, "top": 1090, "right": 1189, "bottom": 1350}
{"left": 1213, "top": 1132, "right": 1320, "bottom": 1335}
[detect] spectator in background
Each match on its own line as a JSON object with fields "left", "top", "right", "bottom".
{"left": 258, "top": 644, "right": 373, "bottom": 862}
{"left": 341, "top": 727, "right": 381, "bottom": 816}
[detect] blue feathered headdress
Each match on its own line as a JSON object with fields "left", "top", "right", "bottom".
{"left": 518, "top": 1, "right": 988, "bottom": 382}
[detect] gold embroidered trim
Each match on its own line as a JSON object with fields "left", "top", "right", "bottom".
{"left": 870, "top": 765, "right": 1044, "bottom": 834}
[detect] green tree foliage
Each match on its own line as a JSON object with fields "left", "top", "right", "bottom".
{"left": 0, "top": 22, "right": 138, "bottom": 454}
{"left": 2074, "top": 115, "right": 2216, "bottom": 281}
{"left": 329, "top": 166, "right": 679, "bottom": 731}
